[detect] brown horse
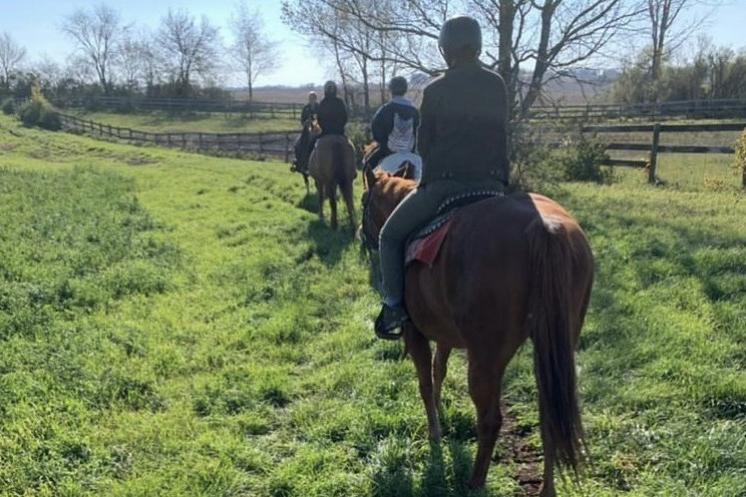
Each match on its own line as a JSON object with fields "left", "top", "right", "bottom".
{"left": 361, "top": 168, "right": 594, "bottom": 495}
{"left": 308, "top": 135, "right": 357, "bottom": 230}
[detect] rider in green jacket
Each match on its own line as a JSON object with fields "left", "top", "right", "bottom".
{"left": 375, "top": 16, "right": 510, "bottom": 338}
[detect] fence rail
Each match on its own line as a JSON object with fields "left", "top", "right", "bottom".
{"left": 53, "top": 96, "right": 302, "bottom": 120}
{"left": 582, "top": 121, "right": 746, "bottom": 186}
{"left": 59, "top": 113, "right": 298, "bottom": 162}
{"left": 34, "top": 94, "right": 746, "bottom": 122}
{"left": 531, "top": 98, "right": 746, "bottom": 121}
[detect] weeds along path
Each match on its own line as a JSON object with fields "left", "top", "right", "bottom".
{"left": 1, "top": 115, "right": 745, "bottom": 496}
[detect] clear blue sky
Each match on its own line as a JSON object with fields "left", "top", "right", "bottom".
{"left": 1, "top": 0, "right": 745, "bottom": 87}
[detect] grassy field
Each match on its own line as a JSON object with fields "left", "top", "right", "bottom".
{"left": 67, "top": 110, "right": 299, "bottom": 134}
{"left": 1, "top": 114, "right": 744, "bottom": 496}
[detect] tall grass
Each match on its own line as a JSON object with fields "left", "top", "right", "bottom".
{"left": 0, "top": 113, "right": 743, "bottom": 496}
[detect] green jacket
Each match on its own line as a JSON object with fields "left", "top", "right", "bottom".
{"left": 418, "top": 61, "right": 510, "bottom": 185}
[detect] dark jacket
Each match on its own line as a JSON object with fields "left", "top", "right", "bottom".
{"left": 418, "top": 61, "right": 510, "bottom": 185}
{"left": 317, "top": 96, "right": 348, "bottom": 136}
{"left": 371, "top": 97, "right": 420, "bottom": 153}
{"left": 300, "top": 102, "right": 318, "bottom": 125}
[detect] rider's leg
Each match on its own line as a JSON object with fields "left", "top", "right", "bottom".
{"left": 377, "top": 182, "right": 454, "bottom": 324}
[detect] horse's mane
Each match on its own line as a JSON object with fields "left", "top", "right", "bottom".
{"left": 376, "top": 172, "right": 416, "bottom": 205}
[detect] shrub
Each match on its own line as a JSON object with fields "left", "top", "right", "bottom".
{"left": 735, "top": 129, "right": 746, "bottom": 188}
{"left": 559, "top": 135, "right": 612, "bottom": 184}
{"left": 509, "top": 122, "right": 562, "bottom": 193}
{"left": 1, "top": 98, "right": 15, "bottom": 116}
{"left": 346, "top": 121, "right": 371, "bottom": 166}
{"left": 17, "top": 85, "right": 61, "bottom": 131}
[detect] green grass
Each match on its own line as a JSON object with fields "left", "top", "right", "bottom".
{"left": 1, "top": 115, "right": 744, "bottom": 496}
{"left": 68, "top": 110, "right": 299, "bottom": 134}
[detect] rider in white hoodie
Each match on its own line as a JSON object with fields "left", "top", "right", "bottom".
{"left": 367, "top": 76, "right": 420, "bottom": 170}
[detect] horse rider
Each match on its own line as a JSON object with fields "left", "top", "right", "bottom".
{"left": 301, "top": 91, "right": 319, "bottom": 126}
{"left": 367, "top": 76, "right": 420, "bottom": 169}
{"left": 316, "top": 80, "right": 348, "bottom": 138}
{"left": 294, "top": 91, "right": 320, "bottom": 173}
{"left": 374, "top": 15, "right": 511, "bottom": 338}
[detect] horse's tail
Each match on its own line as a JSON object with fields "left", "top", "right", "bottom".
{"left": 526, "top": 215, "right": 585, "bottom": 475}
{"left": 331, "top": 139, "right": 349, "bottom": 190}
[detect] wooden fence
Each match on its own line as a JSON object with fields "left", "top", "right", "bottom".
{"left": 46, "top": 95, "right": 746, "bottom": 122}
{"left": 531, "top": 98, "right": 746, "bottom": 122}
{"left": 581, "top": 121, "right": 746, "bottom": 186}
{"left": 59, "top": 113, "right": 298, "bottom": 162}
{"left": 54, "top": 96, "right": 301, "bottom": 120}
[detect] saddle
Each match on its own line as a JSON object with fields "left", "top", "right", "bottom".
{"left": 405, "top": 190, "right": 504, "bottom": 267}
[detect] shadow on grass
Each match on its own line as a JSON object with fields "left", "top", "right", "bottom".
{"left": 297, "top": 191, "right": 318, "bottom": 214}
{"left": 371, "top": 440, "right": 482, "bottom": 497}
{"left": 306, "top": 218, "right": 355, "bottom": 267}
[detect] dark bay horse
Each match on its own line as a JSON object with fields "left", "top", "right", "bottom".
{"left": 308, "top": 135, "right": 357, "bottom": 230}
{"left": 362, "top": 168, "right": 594, "bottom": 495}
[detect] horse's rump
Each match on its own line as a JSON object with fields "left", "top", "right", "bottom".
{"left": 309, "top": 135, "right": 356, "bottom": 184}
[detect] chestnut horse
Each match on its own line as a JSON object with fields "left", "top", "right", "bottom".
{"left": 361, "top": 168, "right": 594, "bottom": 495}
{"left": 308, "top": 135, "right": 357, "bottom": 230}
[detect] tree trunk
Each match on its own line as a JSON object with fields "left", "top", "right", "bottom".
{"left": 362, "top": 58, "right": 370, "bottom": 117}
{"left": 498, "top": 0, "right": 516, "bottom": 120}
{"left": 520, "top": 1, "right": 556, "bottom": 118}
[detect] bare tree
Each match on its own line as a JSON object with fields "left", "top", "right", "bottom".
{"left": 282, "top": 0, "right": 405, "bottom": 113}
{"left": 285, "top": 0, "right": 644, "bottom": 118}
{"left": 0, "top": 32, "right": 26, "bottom": 91}
{"left": 155, "top": 9, "right": 221, "bottom": 96}
{"left": 230, "top": 2, "right": 279, "bottom": 101}
{"left": 61, "top": 4, "right": 128, "bottom": 94}
{"left": 646, "top": 0, "right": 720, "bottom": 100}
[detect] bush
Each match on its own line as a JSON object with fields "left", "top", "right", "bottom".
{"left": 346, "top": 121, "right": 371, "bottom": 165}
{"left": 2, "top": 98, "right": 15, "bottom": 116}
{"left": 509, "top": 122, "right": 562, "bottom": 193}
{"left": 735, "top": 129, "right": 746, "bottom": 188}
{"left": 559, "top": 136, "right": 612, "bottom": 184}
{"left": 18, "top": 85, "right": 61, "bottom": 131}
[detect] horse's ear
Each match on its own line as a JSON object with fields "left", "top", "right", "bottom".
{"left": 364, "top": 166, "right": 377, "bottom": 189}
{"left": 402, "top": 161, "right": 416, "bottom": 180}
{"left": 393, "top": 163, "right": 413, "bottom": 179}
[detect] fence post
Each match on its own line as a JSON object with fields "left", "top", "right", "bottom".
{"left": 258, "top": 133, "right": 264, "bottom": 154}
{"left": 198, "top": 133, "right": 204, "bottom": 149}
{"left": 648, "top": 123, "right": 660, "bottom": 184}
{"left": 285, "top": 133, "right": 290, "bottom": 163}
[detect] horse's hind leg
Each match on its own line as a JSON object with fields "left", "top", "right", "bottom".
{"left": 433, "top": 344, "right": 451, "bottom": 414}
{"left": 315, "top": 180, "right": 325, "bottom": 222}
{"left": 404, "top": 325, "right": 441, "bottom": 441}
{"left": 329, "top": 184, "right": 339, "bottom": 230}
{"left": 467, "top": 351, "right": 505, "bottom": 489}
{"left": 341, "top": 181, "right": 356, "bottom": 232}
{"left": 538, "top": 414, "right": 557, "bottom": 497}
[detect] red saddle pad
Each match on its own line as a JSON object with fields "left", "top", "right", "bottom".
{"left": 405, "top": 218, "right": 454, "bottom": 267}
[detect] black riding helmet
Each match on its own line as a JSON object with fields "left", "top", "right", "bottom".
{"left": 438, "top": 16, "right": 482, "bottom": 61}
{"left": 388, "top": 76, "right": 408, "bottom": 96}
{"left": 324, "top": 80, "right": 338, "bottom": 97}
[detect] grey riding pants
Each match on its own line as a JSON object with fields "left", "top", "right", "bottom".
{"left": 378, "top": 179, "right": 502, "bottom": 306}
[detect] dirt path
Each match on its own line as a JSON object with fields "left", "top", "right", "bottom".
{"left": 501, "top": 403, "right": 544, "bottom": 496}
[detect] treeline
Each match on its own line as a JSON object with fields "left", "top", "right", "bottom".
{"left": 2, "top": 0, "right": 742, "bottom": 116}
{"left": 613, "top": 40, "right": 746, "bottom": 104}
{"left": 0, "top": 2, "right": 278, "bottom": 102}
